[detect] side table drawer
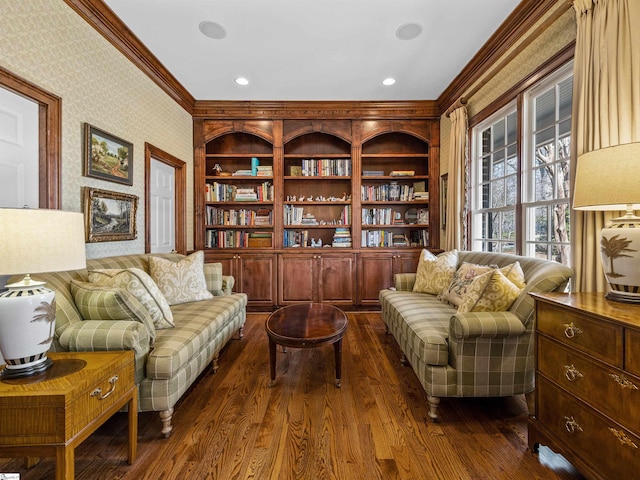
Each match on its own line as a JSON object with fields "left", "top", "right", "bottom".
{"left": 68, "top": 357, "right": 135, "bottom": 439}
{"left": 537, "top": 335, "right": 640, "bottom": 434}
{"left": 537, "top": 376, "right": 640, "bottom": 480}
{"left": 536, "top": 301, "right": 623, "bottom": 366}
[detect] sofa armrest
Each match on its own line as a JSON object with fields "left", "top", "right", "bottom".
{"left": 394, "top": 273, "right": 417, "bottom": 291}
{"left": 222, "top": 275, "right": 235, "bottom": 295}
{"left": 58, "top": 320, "right": 151, "bottom": 356}
{"left": 58, "top": 320, "right": 151, "bottom": 383}
{"left": 450, "top": 311, "right": 525, "bottom": 339}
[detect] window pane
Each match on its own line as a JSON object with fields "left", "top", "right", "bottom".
{"left": 492, "top": 120, "right": 505, "bottom": 150}
{"left": 535, "top": 88, "right": 556, "bottom": 131}
{"left": 558, "top": 77, "right": 573, "bottom": 119}
{"left": 482, "top": 129, "right": 492, "bottom": 155}
{"left": 507, "top": 113, "right": 517, "bottom": 145}
{"left": 503, "top": 210, "right": 516, "bottom": 240}
{"left": 534, "top": 206, "right": 548, "bottom": 241}
{"left": 482, "top": 155, "right": 491, "bottom": 182}
{"left": 482, "top": 183, "right": 490, "bottom": 209}
{"left": 551, "top": 203, "right": 570, "bottom": 244}
{"left": 506, "top": 175, "right": 517, "bottom": 206}
{"left": 491, "top": 180, "right": 505, "bottom": 207}
{"left": 534, "top": 244, "right": 549, "bottom": 259}
{"left": 535, "top": 127, "right": 554, "bottom": 148}
{"left": 507, "top": 146, "right": 517, "bottom": 174}
{"left": 534, "top": 166, "right": 553, "bottom": 201}
{"left": 559, "top": 118, "right": 571, "bottom": 137}
{"left": 502, "top": 243, "right": 516, "bottom": 254}
{"left": 492, "top": 150, "right": 505, "bottom": 178}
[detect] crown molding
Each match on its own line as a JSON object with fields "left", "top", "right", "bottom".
{"left": 192, "top": 100, "right": 440, "bottom": 120}
{"left": 64, "top": 0, "right": 195, "bottom": 114}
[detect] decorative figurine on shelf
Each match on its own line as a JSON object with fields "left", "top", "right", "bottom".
{"left": 212, "top": 164, "right": 223, "bottom": 176}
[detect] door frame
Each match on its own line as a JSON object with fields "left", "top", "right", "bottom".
{"left": 0, "top": 66, "right": 61, "bottom": 208}
{"left": 144, "top": 142, "right": 186, "bottom": 254}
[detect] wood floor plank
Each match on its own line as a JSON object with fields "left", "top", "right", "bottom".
{"left": 0, "top": 312, "right": 585, "bottom": 480}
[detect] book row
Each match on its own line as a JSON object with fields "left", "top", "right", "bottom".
{"left": 295, "top": 158, "right": 352, "bottom": 177}
{"left": 284, "top": 205, "right": 351, "bottom": 226}
{"left": 361, "top": 229, "right": 429, "bottom": 248}
{"left": 205, "top": 207, "right": 272, "bottom": 226}
{"left": 205, "top": 182, "right": 274, "bottom": 202}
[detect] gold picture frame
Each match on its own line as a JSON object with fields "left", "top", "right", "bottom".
{"left": 83, "top": 187, "right": 138, "bottom": 242}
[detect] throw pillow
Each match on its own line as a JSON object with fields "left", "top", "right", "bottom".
{"left": 70, "top": 279, "right": 156, "bottom": 342}
{"left": 457, "top": 269, "right": 523, "bottom": 313}
{"left": 203, "top": 262, "right": 224, "bottom": 295}
{"left": 88, "top": 268, "right": 174, "bottom": 329}
{"left": 149, "top": 251, "right": 214, "bottom": 305}
{"left": 412, "top": 249, "right": 458, "bottom": 295}
{"left": 439, "top": 262, "right": 496, "bottom": 307}
{"left": 498, "top": 261, "right": 526, "bottom": 290}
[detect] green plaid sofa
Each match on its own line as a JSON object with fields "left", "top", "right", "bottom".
{"left": 30, "top": 253, "right": 247, "bottom": 437}
{"left": 379, "top": 251, "right": 573, "bottom": 421}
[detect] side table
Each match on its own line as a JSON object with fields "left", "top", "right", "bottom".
{"left": 0, "top": 351, "right": 137, "bottom": 480}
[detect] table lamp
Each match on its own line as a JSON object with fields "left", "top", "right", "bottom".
{"left": 0, "top": 208, "right": 86, "bottom": 378}
{"left": 573, "top": 142, "right": 640, "bottom": 303}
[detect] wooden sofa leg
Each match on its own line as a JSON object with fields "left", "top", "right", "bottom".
{"left": 238, "top": 326, "right": 244, "bottom": 339}
{"left": 400, "top": 353, "right": 407, "bottom": 365}
{"left": 212, "top": 354, "right": 220, "bottom": 373}
{"left": 427, "top": 394, "right": 440, "bottom": 422}
{"left": 160, "top": 408, "right": 174, "bottom": 438}
{"left": 525, "top": 390, "right": 536, "bottom": 415}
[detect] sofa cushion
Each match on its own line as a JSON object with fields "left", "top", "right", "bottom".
{"left": 379, "top": 289, "right": 455, "bottom": 366}
{"left": 457, "top": 269, "right": 523, "bottom": 313}
{"left": 70, "top": 280, "right": 156, "bottom": 342}
{"left": 149, "top": 251, "right": 214, "bottom": 305}
{"left": 412, "top": 249, "right": 458, "bottom": 295}
{"left": 88, "top": 268, "right": 174, "bottom": 329}
{"left": 440, "top": 262, "right": 496, "bottom": 307}
{"left": 146, "top": 294, "right": 247, "bottom": 379}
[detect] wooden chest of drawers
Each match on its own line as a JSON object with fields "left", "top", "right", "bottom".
{"left": 0, "top": 351, "right": 137, "bottom": 480}
{"left": 529, "top": 292, "right": 640, "bottom": 480}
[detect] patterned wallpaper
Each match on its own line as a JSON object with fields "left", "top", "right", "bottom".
{"left": 0, "top": 0, "right": 194, "bottom": 258}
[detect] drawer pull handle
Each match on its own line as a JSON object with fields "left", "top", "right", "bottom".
{"left": 564, "top": 364, "right": 584, "bottom": 382}
{"left": 563, "top": 416, "right": 583, "bottom": 434}
{"left": 563, "top": 323, "right": 583, "bottom": 339}
{"left": 609, "top": 373, "right": 639, "bottom": 390}
{"left": 609, "top": 427, "right": 638, "bottom": 449}
{"left": 91, "top": 375, "right": 119, "bottom": 400}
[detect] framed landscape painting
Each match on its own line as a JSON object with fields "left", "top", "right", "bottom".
{"left": 84, "top": 187, "right": 138, "bottom": 242}
{"left": 84, "top": 123, "right": 133, "bottom": 185}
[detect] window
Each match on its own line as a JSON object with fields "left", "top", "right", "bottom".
{"left": 470, "top": 62, "right": 573, "bottom": 264}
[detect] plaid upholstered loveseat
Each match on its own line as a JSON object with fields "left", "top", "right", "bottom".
{"left": 29, "top": 253, "right": 247, "bottom": 437}
{"left": 379, "top": 251, "right": 573, "bottom": 421}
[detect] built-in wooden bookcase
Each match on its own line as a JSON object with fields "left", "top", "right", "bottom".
{"left": 283, "top": 130, "right": 352, "bottom": 249}
{"left": 360, "top": 132, "right": 430, "bottom": 249}
{"left": 203, "top": 131, "right": 275, "bottom": 249}
{"left": 193, "top": 106, "right": 440, "bottom": 309}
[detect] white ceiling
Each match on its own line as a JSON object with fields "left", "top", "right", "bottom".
{"left": 103, "top": 0, "right": 522, "bottom": 101}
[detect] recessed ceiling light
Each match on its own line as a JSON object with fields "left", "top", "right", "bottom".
{"left": 396, "top": 23, "right": 422, "bottom": 41}
{"left": 383, "top": 78, "right": 396, "bottom": 86}
{"left": 199, "top": 21, "right": 227, "bottom": 40}
{"left": 235, "top": 77, "right": 249, "bottom": 86}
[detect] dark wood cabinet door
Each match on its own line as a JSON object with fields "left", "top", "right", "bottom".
{"left": 357, "top": 253, "right": 395, "bottom": 305}
{"left": 318, "top": 254, "right": 356, "bottom": 304}
{"left": 278, "top": 254, "right": 315, "bottom": 303}
{"left": 237, "top": 254, "right": 277, "bottom": 307}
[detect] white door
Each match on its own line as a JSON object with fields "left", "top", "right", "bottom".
{"left": 150, "top": 158, "right": 176, "bottom": 253}
{"left": 0, "top": 86, "right": 39, "bottom": 208}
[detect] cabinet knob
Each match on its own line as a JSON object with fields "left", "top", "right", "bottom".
{"left": 563, "top": 416, "right": 583, "bottom": 434}
{"left": 609, "top": 427, "right": 638, "bottom": 449}
{"left": 609, "top": 373, "right": 639, "bottom": 390}
{"left": 562, "top": 322, "right": 583, "bottom": 339}
{"left": 564, "top": 364, "right": 584, "bottom": 382}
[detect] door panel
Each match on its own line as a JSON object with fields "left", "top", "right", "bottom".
{"left": 279, "top": 255, "right": 315, "bottom": 303}
{"left": 150, "top": 158, "right": 175, "bottom": 253}
{"left": 318, "top": 254, "right": 355, "bottom": 303}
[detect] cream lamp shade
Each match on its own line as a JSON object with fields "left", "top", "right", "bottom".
{"left": 0, "top": 208, "right": 86, "bottom": 378}
{"left": 573, "top": 142, "right": 640, "bottom": 303}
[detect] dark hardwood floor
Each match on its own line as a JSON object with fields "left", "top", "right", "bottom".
{"left": 0, "top": 312, "right": 585, "bottom": 480}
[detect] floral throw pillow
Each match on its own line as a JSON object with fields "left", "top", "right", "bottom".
{"left": 457, "top": 269, "right": 523, "bottom": 313}
{"left": 88, "top": 268, "right": 174, "bottom": 329}
{"left": 412, "top": 249, "right": 458, "bottom": 295}
{"left": 439, "top": 262, "right": 496, "bottom": 307}
{"left": 149, "top": 251, "right": 214, "bottom": 306}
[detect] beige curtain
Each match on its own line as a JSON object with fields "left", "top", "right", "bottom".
{"left": 444, "top": 106, "right": 468, "bottom": 251}
{"left": 571, "top": 0, "right": 640, "bottom": 291}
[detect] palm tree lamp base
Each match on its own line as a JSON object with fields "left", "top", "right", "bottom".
{"left": 601, "top": 215, "right": 640, "bottom": 304}
{"left": 0, "top": 280, "right": 56, "bottom": 379}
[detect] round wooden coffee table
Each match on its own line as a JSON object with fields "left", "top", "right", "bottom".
{"left": 266, "top": 303, "right": 348, "bottom": 388}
